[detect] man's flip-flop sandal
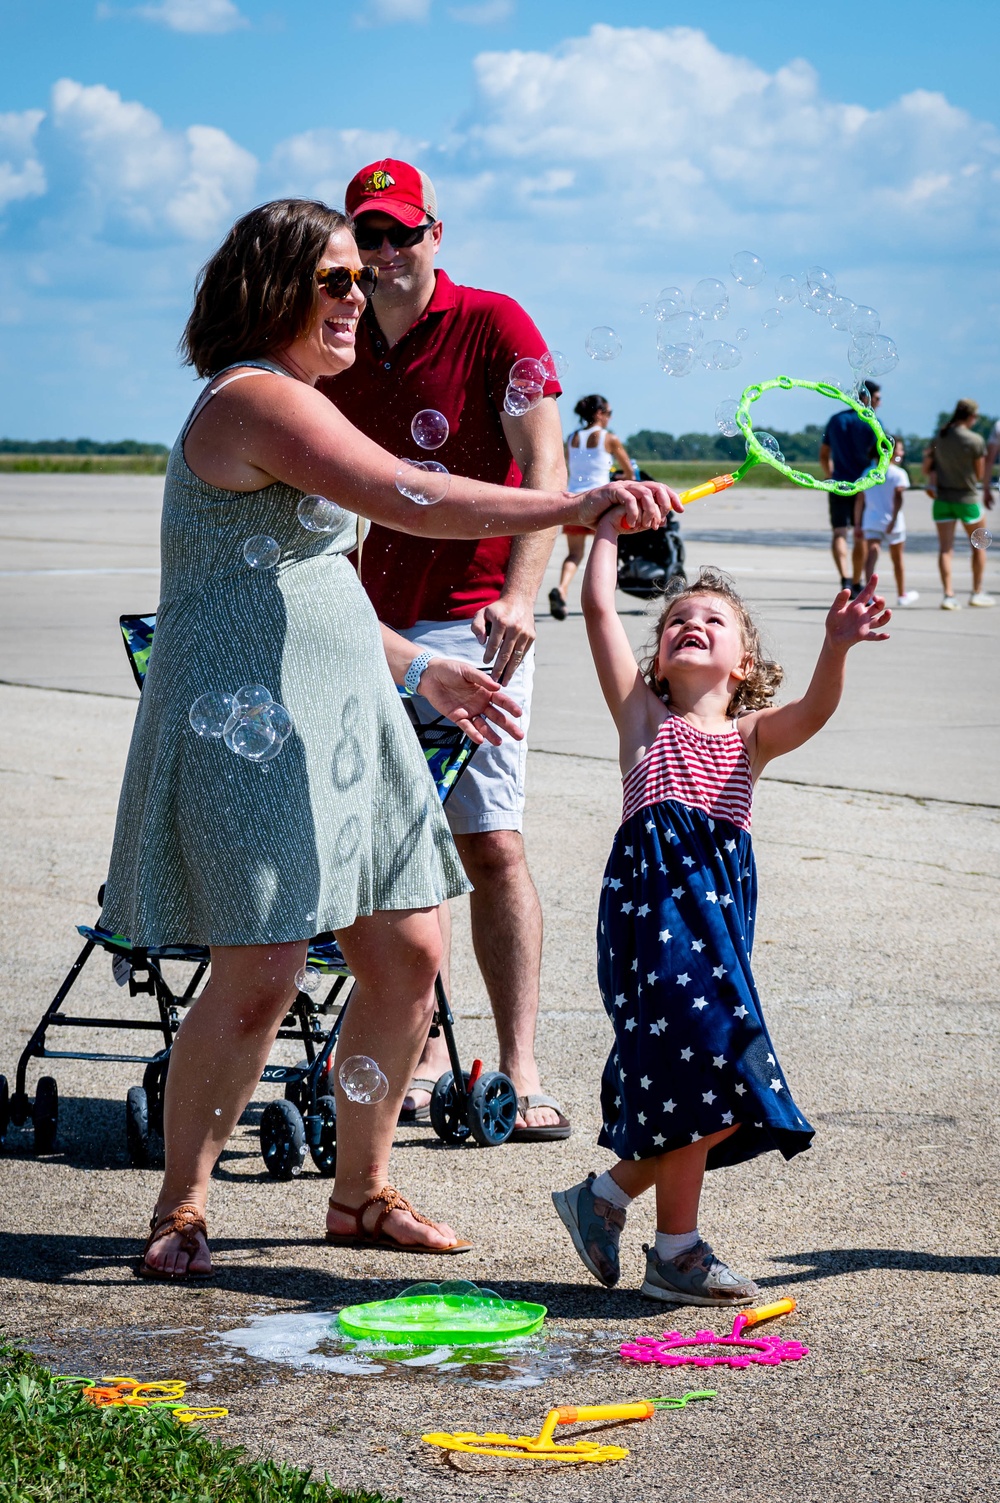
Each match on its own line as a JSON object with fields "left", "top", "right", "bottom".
{"left": 398, "top": 1076, "right": 437, "bottom": 1125}
{"left": 325, "top": 1185, "right": 472, "bottom": 1254}
{"left": 511, "top": 1092, "right": 573, "bottom": 1142}
{"left": 136, "top": 1203, "right": 215, "bottom": 1283}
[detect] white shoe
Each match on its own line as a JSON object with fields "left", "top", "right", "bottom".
{"left": 896, "top": 591, "right": 920, "bottom": 607}
{"left": 940, "top": 596, "right": 960, "bottom": 610}
{"left": 969, "top": 592, "right": 995, "bottom": 608}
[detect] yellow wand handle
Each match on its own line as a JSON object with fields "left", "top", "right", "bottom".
{"left": 677, "top": 473, "right": 736, "bottom": 506}
{"left": 740, "top": 1297, "right": 797, "bottom": 1328}
{"left": 537, "top": 1402, "right": 655, "bottom": 1445}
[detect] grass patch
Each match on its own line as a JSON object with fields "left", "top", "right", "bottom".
{"left": 0, "top": 456, "right": 167, "bottom": 475}
{"left": 637, "top": 459, "right": 826, "bottom": 488}
{"left": 0, "top": 1339, "right": 398, "bottom": 1503}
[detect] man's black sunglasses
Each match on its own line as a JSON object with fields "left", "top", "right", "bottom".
{"left": 316, "top": 265, "right": 379, "bottom": 299}
{"left": 353, "top": 218, "right": 437, "bottom": 252}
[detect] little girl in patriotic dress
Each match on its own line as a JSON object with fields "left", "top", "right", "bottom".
{"left": 553, "top": 517, "right": 891, "bottom": 1306}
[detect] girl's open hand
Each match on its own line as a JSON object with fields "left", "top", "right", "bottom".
{"left": 576, "top": 479, "right": 682, "bottom": 533}
{"left": 825, "top": 574, "right": 892, "bottom": 650}
{"left": 418, "top": 658, "right": 524, "bottom": 746}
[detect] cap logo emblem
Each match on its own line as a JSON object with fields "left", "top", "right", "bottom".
{"left": 364, "top": 169, "right": 395, "bottom": 193}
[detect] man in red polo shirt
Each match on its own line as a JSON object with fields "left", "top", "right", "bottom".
{"left": 323, "top": 158, "right": 570, "bottom": 1140}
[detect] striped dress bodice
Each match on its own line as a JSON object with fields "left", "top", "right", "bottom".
{"left": 621, "top": 712, "right": 754, "bottom": 831}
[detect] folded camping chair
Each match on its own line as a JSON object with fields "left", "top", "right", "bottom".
{"left": 0, "top": 611, "right": 517, "bottom": 1176}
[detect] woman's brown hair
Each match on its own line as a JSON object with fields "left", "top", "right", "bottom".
{"left": 181, "top": 199, "right": 352, "bottom": 378}
{"left": 939, "top": 398, "right": 979, "bottom": 433}
{"left": 640, "top": 567, "right": 784, "bottom": 716}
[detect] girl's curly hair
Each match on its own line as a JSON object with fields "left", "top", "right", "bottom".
{"left": 640, "top": 567, "right": 783, "bottom": 716}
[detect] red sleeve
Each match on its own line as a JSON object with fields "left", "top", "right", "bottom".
{"left": 481, "top": 293, "right": 563, "bottom": 413}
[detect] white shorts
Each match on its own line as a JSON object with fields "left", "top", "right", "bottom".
{"left": 863, "top": 523, "right": 906, "bottom": 546}
{"left": 399, "top": 618, "right": 534, "bottom": 836}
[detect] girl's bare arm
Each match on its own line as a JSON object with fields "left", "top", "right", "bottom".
{"left": 743, "top": 578, "right": 891, "bottom": 775}
{"left": 582, "top": 516, "right": 664, "bottom": 767}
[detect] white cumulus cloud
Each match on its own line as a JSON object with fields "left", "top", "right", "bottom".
{"left": 116, "top": 0, "right": 249, "bottom": 34}
{"left": 267, "top": 127, "right": 428, "bottom": 207}
{"left": 50, "top": 78, "right": 257, "bottom": 239}
{"left": 0, "top": 110, "right": 47, "bottom": 212}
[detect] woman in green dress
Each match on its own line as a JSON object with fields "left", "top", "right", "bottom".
{"left": 105, "top": 199, "right": 677, "bottom": 1278}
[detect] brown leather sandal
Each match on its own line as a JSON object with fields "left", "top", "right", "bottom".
{"left": 136, "top": 1202, "right": 215, "bottom": 1282}
{"left": 325, "top": 1184, "right": 471, "bottom": 1254}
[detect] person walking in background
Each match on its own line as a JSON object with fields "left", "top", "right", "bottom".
{"left": 981, "top": 412, "right": 999, "bottom": 516}
{"left": 324, "top": 158, "right": 572, "bottom": 1140}
{"left": 861, "top": 436, "right": 918, "bottom": 606}
{"left": 924, "top": 399, "right": 993, "bottom": 610}
{"left": 819, "top": 380, "right": 882, "bottom": 597}
{"left": 549, "top": 395, "right": 635, "bottom": 621}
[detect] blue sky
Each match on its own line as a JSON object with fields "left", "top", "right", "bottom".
{"left": 2, "top": 0, "right": 998, "bottom": 443}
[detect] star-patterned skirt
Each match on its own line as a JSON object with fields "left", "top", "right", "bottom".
{"left": 597, "top": 796, "right": 814, "bottom": 1170}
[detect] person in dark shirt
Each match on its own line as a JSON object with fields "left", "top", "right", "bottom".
{"left": 820, "top": 381, "right": 881, "bottom": 597}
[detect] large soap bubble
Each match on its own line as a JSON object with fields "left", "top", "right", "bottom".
{"left": 395, "top": 458, "right": 450, "bottom": 505}
{"left": 296, "top": 494, "right": 343, "bottom": 533}
{"left": 701, "top": 340, "right": 742, "bottom": 371}
{"left": 503, "top": 385, "right": 542, "bottom": 417}
{"left": 654, "top": 286, "right": 685, "bottom": 321}
{"left": 233, "top": 684, "right": 273, "bottom": 713}
{"left": 805, "top": 265, "right": 836, "bottom": 295}
{"left": 799, "top": 283, "right": 833, "bottom": 315}
{"left": 189, "top": 692, "right": 236, "bottom": 739}
{"left": 339, "top": 1054, "right": 390, "bottom": 1105}
{"left": 223, "top": 705, "right": 278, "bottom": 761}
{"left": 410, "top": 409, "right": 449, "bottom": 450}
{"left": 539, "top": 349, "right": 568, "bottom": 379}
{"left": 243, "top": 535, "right": 281, "bottom": 570}
{"left": 715, "top": 398, "right": 740, "bottom": 437}
{"left": 751, "top": 432, "right": 784, "bottom": 464}
{"left": 826, "top": 296, "right": 856, "bottom": 332}
{"left": 659, "top": 310, "right": 703, "bottom": 350}
{"left": 730, "top": 251, "right": 766, "bottom": 287}
{"left": 861, "top": 333, "right": 899, "bottom": 377}
{"left": 690, "top": 278, "right": 729, "bottom": 320}
{"left": 657, "top": 344, "right": 695, "bottom": 377}
{"left": 295, "top": 966, "right": 322, "bottom": 994}
{"left": 849, "top": 305, "right": 880, "bottom": 337}
{"left": 774, "top": 275, "right": 798, "bottom": 304}
{"left": 760, "top": 307, "right": 783, "bottom": 330}
{"left": 509, "top": 357, "right": 548, "bottom": 390}
{"left": 585, "top": 326, "right": 622, "bottom": 361}
{"left": 971, "top": 528, "right": 993, "bottom": 549}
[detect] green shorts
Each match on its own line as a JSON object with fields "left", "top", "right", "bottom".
{"left": 932, "top": 498, "right": 982, "bottom": 524}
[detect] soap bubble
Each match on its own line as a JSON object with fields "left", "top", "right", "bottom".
{"left": 395, "top": 458, "right": 450, "bottom": 505}
{"left": 657, "top": 344, "right": 695, "bottom": 377}
{"left": 410, "top": 409, "right": 449, "bottom": 450}
{"left": 295, "top": 967, "right": 322, "bottom": 994}
{"left": 730, "top": 251, "right": 766, "bottom": 287}
{"left": 297, "top": 494, "right": 343, "bottom": 533}
{"left": 715, "top": 398, "right": 740, "bottom": 437}
{"left": 736, "top": 327, "right": 749, "bottom": 341}
{"left": 539, "top": 349, "right": 569, "bottom": 379}
{"left": 799, "top": 282, "right": 833, "bottom": 314}
{"left": 659, "top": 310, "right": 703, "bottom": 350}
{"left": 805, "top": 265, "right": 836, "bottom": 294}
{"left": 690, "top": 278, "right": 729, "bottom": 320}
{"left": 639, "top": 302, "right": 652, "bottom": 316}
{"left": 751, "top": 432, "right": 784, "bottom": 464}
{"left": 189, "top": 692, "right": 236, "bottom": 739}
{"left": 862, "top": 334, "right": 899, "bottom": 377}
{"left": 849, "top": 304, "right": 880, "bottom": 337}
{"left": 760, "top": 307, "right": 782, "bottom": 330}
{"left": 243, "top": 535, "right": 280, "bottom": 570}
{"left": 701, "top": 340, "right": 742, "bottom": 371}
{"left": 853, "top": 381, "right": 873, "bottom": 407}
{"left": 503, "top": 384, "right": 542, "bottom": 417}
{"left": 223, "top": 705, "right": 279, "bottom": 761}
{"left": 509, "top": 356, "right": 547, "bottom": 391}
{"left": 848, "top": 336, "right": 874, "bottom": 371}
{"left": 234, "top": 684, "right": 273, "bottom": 712}
{"left": 827, "top": 295, "right": 856, "bottom": 332}
{"left": 339, "top": 1054, "right": 390, "bottom": 1105}
{"left": 654, "top": 287, "right": 685, "bottom": 321}
{"left": 586, "top": 326, "right": 622, "bottom": 361}
{"left": 971, "top": 528, "right": 993, "bottom": 549}
{"left": 774, "top": 275, "right": 799, "bottom": 304}
{"left": 264, "top": 701, "right": 293, "bottom": 742}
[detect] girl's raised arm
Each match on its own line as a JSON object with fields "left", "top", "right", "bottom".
{"left": 745, "top": 578, "right": 890, "bottom": 775}
{"left": 582, "top": 515, "right": 660, "bottom": 749}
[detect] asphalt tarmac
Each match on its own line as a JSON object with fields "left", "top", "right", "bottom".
{"left": 0, "top": 475, "right": 997, "bottom": 1503}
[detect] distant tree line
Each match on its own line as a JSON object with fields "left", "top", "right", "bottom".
{"left": 0, "top": 438, "right": 168, "bottom": 455}
{"left": 628, "top": 413, "right": 997, "bottom": 465}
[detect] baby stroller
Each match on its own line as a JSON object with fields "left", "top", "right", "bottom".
{"left": 615, "top": 466, "right": 686, "bottom": 599}
{"left": 0, "top": 613, "right": 520, "bottom": 1177}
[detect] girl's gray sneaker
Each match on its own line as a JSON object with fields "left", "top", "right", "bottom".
{"left": 552, "top": 1172, "right": 626, "bottom": 1288}
{"left": 640, "top": 1239, "right": 759, "bottom": 1306}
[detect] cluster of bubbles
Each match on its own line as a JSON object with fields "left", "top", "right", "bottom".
{"left": 339, "top": 1054, "right": 389, "bottom": 1105}
{"left": 501, "top": 350, "right": 567, "bottom": 414}
{"left": 646, "top": 275, "right": 743, "bottom": 380}
{"left": 971, "top": 527, "right": 993, "bottom": 550}
{"left": 189, "top": 684, "right": 294, "bottom": 763}
{"left": 759, "top": 265, "right": 898, "bottom": 401}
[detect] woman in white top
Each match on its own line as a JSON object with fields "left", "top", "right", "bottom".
{"left": 549, "top": 396, "right": 636, "bottom": 620}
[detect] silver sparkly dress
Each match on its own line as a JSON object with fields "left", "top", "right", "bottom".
{"left": 100, "top": 360, "right": 469, "bottom": 947}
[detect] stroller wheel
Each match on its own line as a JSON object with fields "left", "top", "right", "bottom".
{"left": 0, "top": 1075, "right": 8, "bottom": 1146}
{"left": 429, "top": 1072, "right": 473, "bottom": 1145}
{"left": 142, "top": 1055, "right": 169, "bottom": 1135}
{"left": 307, "top": 1094, "right": 337, "bottom": 1176}
{"left": 260, "top": 1098, "right": 306, "bottom": 1179}
{"left": 32, "top": 1076, "right": 58, "bottom": 1154}
{"left": 466, "top": 1071, "right": 518, "bottom": 1148}
{"left": 125, "top": 1086, "right": 152, "bottom": 1167}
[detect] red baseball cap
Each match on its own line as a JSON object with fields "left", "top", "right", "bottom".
{"left": 345, "top": 159, "right": 438, "bottom": 228}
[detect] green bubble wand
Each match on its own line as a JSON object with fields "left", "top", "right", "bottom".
{"left": 677, "top": 376, "right": 892, "bottom": 507}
